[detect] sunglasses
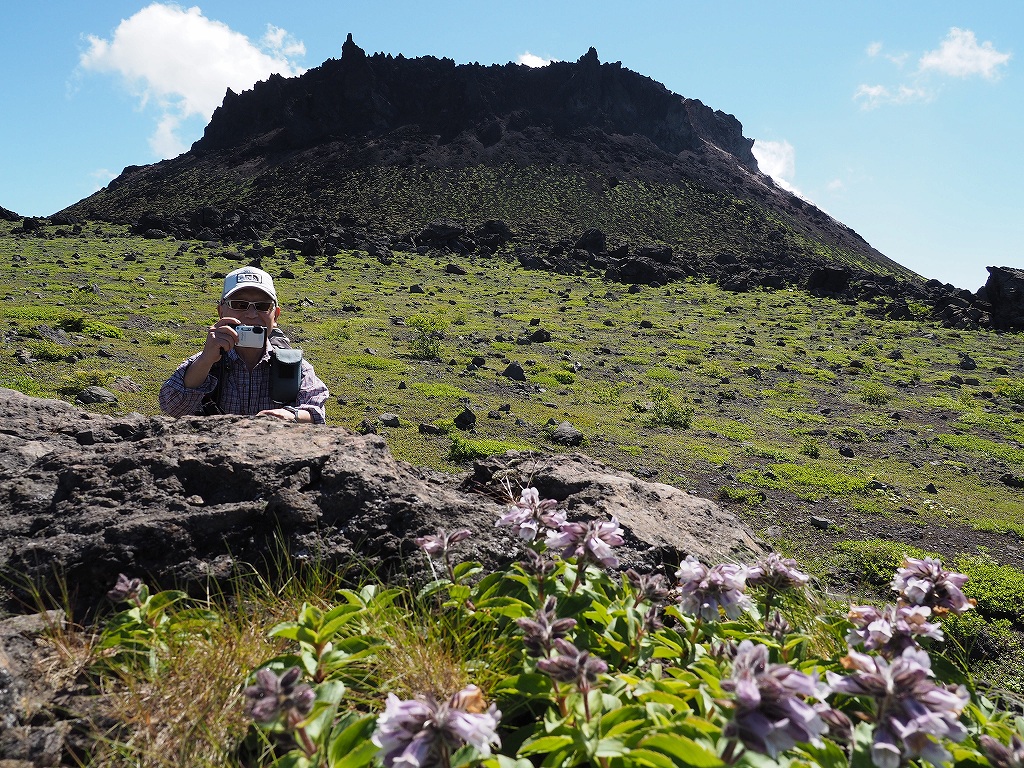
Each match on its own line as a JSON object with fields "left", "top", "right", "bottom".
{"left": 224, "top": 299, "right": 275, "bottom": 312}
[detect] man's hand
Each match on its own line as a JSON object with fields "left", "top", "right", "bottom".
{"left": 201, "top": 318, "right": 242, "bottom": 360}
{"left": 181, "top": 319, "right": 240, "bottom": 389}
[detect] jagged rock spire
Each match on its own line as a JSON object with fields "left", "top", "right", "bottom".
{"left": 342, "top": 32, "right": 365, "bottom": 60}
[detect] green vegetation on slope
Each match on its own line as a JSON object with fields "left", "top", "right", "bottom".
{"left": 1, "top": 220, "right": 1022, "bottom": 565}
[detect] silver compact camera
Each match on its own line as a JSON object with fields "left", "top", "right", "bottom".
{"left": 235, "top": 325, "right": 266, "bottom": 348}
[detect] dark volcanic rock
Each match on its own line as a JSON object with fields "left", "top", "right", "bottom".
{"left": 0, "top": 387, "right": 765, "bottom": 763}
{"left": 196, "top": 38, "right": 758, "bottom": 171}
{"left": 978, "top": 266, "right": 1024, "bottom": 330}
{"left": 0, "top": 388, "right": 762, "bottom": 619}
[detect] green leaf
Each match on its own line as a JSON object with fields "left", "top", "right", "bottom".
{"left": 519, "top": 734, "right": 575, "bottom": 755}
{"left": 797, "top": 738, "right": 851, "bottom": 768}
{"left": 603, "top": 719, "right": 648, "bottom": 738}
{"left": 638, "top": 690, "right": 692, "bottom": 711}
{"left": 327, "top": 712, "right": 378, "bottom": 768}
{"left": 268, "top": 620, "right": 303, "bottom": 640}
{"left": 627, "top": 747, "right": 678, "bottom": 768}
{"left": 595, "top": 737, "right": 628, "bottom": 758}
{"left": 641, "top": 734, "right": 723, "bottom": 767}
{"left": 453, "top": 561, "right": 484, "bottom": 581}
{"left": 484, "top": 757, "right": 534, "bottom": 768}
{"left": 599, "top": 704, "right": 647, "bottom": 730}
{"left": 494, "top": 673, "right": 552, "bottom": 697}
{"left": 417, "top": 579, "right": 453, "bottom": 601}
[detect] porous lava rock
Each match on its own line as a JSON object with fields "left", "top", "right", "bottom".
{"left": 0, "top": 387, "right": 763, "bottom": 619}
{"left": 0, "top": 386, "right": 764, "bottom": 762}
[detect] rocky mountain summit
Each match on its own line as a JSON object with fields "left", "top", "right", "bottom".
{"left": 7, "top": 37, "right": 1010, "bottom": 328}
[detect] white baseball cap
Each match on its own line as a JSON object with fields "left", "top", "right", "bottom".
{"left": 222, "top": 266, "right": 277, "bottom": 302}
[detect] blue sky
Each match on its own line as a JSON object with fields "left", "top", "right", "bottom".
{"left": 1, "top": 2, "right": 1020, "bottom": 290}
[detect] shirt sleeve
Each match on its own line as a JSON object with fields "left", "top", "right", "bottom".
{"left": 295, "top": 360, "right": 330, "bottom": 424}
{"left": 159, "top": 353, "right": 218, "bottom": 417}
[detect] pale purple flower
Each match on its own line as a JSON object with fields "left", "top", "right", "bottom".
{"left": 746, "top": 553, "right": 810, "bottom": 592}
{"left": 721, "top": 640, "right": 831, "bottom": 757}
{"left": 765, "top": 609, "right": 793, "bottom": 642}
{"left": 415, "top": 528, "right": 472, "bottom": 558}
{"left": 517, "top": 547, "right": 556, "bottom": 578}
{"left": 627, "top": 568, "right": 672, "bottom": 605}
{"left": 545, "top": 516, "right": 625, "bottom": 568}
{"left": 827, "top": 647, "right": 968, "bottom": 768}
{"left": 244, "top": 667, "right": 316, "bottom": 725}
{"left": 892, "top": 556, "right": 973, "bottom": 614}
{"left": 495, "top": 487, "right": 565, "bottom": 542}
{"left": 415, "top": 527, "right": 472, "bottom": 581}
{"left": 846, "top": 604, "right": 944, "bottom": 656}
{"left": 516, "top": 596, "right": 577, "bottom": 657}
{"left": 980, "top": 734, "right": 1024, "bottom": 768}
{"left": 107, "top": 573, "right": 143, "bottom": 604}
{"left": 675, "top": 556, "right": 753, "bottom": 621}
{"left": 535, "top": 638, "right": 608, "bottom": 691}
{"left": 372, "top": 685, "right": 501, "bottom": 768}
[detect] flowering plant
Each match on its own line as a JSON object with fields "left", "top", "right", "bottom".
{"left": 91, "top": 489, "right": 1019, "bottom": 768}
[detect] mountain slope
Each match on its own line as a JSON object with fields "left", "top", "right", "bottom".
{"left": 62, "top": 36, "right": 915, "bottom": 288}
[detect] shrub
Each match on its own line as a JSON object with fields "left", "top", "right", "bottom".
{"left": 407, "top": 311, "right": 450, "bottom": 360}
{"left": 447, "top": 435, "right": 530, "bottom": 462}
{"left": 993, "top": 378, "right": 1024, "bottom": 405}
{"left": 799, "top": 437, "right": 820, "bottom": 458}
{"left": 551, "top": 370, "right": 576, "bottom": 385}
{"left": 647, "top": 385, "right": 693, "bottom": 429}
{"left": 57, "top": 315, "right": 125, "bottom": 339}
{"left": 830, "top": 539, "right": 937, "bottom": 592}
{"left": 409, "top": 382, "right": 471, "bottom": 399}
{"left": 149, "top": 331, "right": 178, "bottom": 345}
{"left": 717, "top": 486, "right": 766, "bottom": 505}
{"left": 59, "top": 369, "right": 112, "bottom": 394}
{"left": 857, "top": 381, "right": 892, "bottom": 405}
{"left": 955, "top": 553, "right": 1024, "bottom": 626}
{"left": 592, "top": 381, "right": 629, "bottom": 404}
{"left": 27, "top": 339, "right": 77, "bottom": 362}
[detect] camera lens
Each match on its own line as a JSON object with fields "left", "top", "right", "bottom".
{"left": 253, "top": 326, "right": 265, "bottom": 334}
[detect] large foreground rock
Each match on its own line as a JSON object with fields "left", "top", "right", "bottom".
{"left": 0, "top": 388, "right": 762, "bottom": 617}
{"left": 0, "top": 387, "right": 763, "bottom": 764}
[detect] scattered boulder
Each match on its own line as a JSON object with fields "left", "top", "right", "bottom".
{"left": 502, "top": 362, "right": 527, "bottom": 381}
{"left": 978, "top": 267, "right": 1024, "bottom": 330}
{"left": 75, "top": 386, "right": 118, "bottom": 405}
{"left": 453, "top": 408, "right": 477, "bottom": 430}
{"left": 550, "top": 422, "right": 584, "bottom": 446}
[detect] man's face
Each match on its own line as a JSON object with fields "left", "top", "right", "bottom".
{"left": 218, "top": 287, "right": 281, "bottom": 332}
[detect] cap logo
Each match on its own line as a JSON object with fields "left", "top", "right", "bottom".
{"left": 236, "top": 273, "right": 263, "bottom": 284}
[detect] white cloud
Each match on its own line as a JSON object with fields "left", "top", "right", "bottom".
{"left": 80, "top": 3, "right": 305, "bottom": 158}
{"left": 518, "top": 52, "right": 554, "bottom": 68}
{"left": 853, "top": 83, "right": 930, "bottom": 110}
{"left": 751, "top": 139, "right": 802, "bottom": 197}
{"left": 919, "top": 27, "right": 1011, "bottom": 80}
{"left": 854, "top": 28, "right": 1009, "bottom": 110}
{"left": 262, "top": 24, "right": 306, "bottom": 58}
{"left": 826, "top": 178, "right": 844, "bottom": 192}
{"left": 866, "top": 41, "right": 909, "bottom": 67}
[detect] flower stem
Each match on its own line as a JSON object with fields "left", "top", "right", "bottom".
{"left": 569, "top": 562, "right": 587, "bottom": 595}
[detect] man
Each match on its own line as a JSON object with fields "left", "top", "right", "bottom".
{"left": 160, "top": 266, "right": 329, "bottom": 423}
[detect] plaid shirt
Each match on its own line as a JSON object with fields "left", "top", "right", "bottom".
{"left": 160, "top": 346, "right": 329, "bottom": 423}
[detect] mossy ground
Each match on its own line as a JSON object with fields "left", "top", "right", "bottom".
{"left": 3, "top": 220, "right": 1023, "bottom": 573}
